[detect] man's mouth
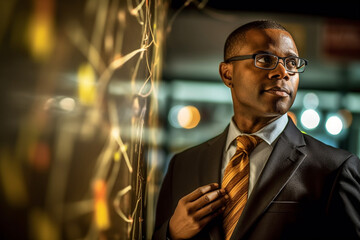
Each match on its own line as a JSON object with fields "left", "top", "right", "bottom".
{"left": 264, "top": 87, "right": 290, "bottom": 97}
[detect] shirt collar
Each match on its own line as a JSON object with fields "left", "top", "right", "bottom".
{"left": 225, "top": 114, "right": 288, "bottom": 150}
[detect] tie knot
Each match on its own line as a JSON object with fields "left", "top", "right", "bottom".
{"left": 236, "top": 135, "right": 262, "bottom": 155}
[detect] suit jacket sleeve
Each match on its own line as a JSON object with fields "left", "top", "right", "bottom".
{"left": 327, "top": 154, "right": 360, "bottom": 239}
{"left": 152, "top": 155, "right": 177, "bottom": 240}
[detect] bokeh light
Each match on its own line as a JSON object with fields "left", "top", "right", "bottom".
{"left": 177, "top": 106, "right": 201, "bottom": 129}
{"left": 59, "top": 97, "right": 76, "bottom": 112}
{"left": 301, "top": 109, "right": 320, "bottom": 129}
{"left": 326, "top": 115, "right": 344, "bottom": 135}
{"left": 77, "top": 63, "right": 97, "bottom": 106}
{"left": 168, "top": 105, "right": 184, "bottom": 128}
{"left": 27, "top": 0, "right": 55, "bottom": 61}
{"left": 93, "top": 180, "right": 110, "bottom": 231}
{"left": 303, "top": 92, "right": 319, "bottom": 109}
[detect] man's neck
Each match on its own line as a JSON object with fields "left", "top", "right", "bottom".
{"left": 233, "top": 114, "right": 282, "bottom": 134}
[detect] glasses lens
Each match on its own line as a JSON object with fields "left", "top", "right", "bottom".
{"left": 255, "top": 54, "right": 278, "bottom": 69}
{"left": 285, "top": 57, "right": 306, "bottom": 73}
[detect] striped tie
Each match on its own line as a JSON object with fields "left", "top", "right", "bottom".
{"left": 222, "top": 135, "right": 262, "bottom": 240}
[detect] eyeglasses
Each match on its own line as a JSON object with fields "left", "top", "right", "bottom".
{"left": 225, "top": 53, "right": 308, "bottom": 73}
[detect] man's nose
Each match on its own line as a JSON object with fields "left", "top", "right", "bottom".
{"left": 268, "top": 60, "right": 290, "bottom": 80}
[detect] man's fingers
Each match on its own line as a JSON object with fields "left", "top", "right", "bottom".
{"left": 184, "top": 183, "right": 219, "bottom": 202}
{"left": 193, "top": 194, "right": 229, "bottom": 220}
{"left": 169, "top": 185, "right": 227, "bottom": 240}
{"left": 189, "top": 188, "right": 226, "bottom": 211}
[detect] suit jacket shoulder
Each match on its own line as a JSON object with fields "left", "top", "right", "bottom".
{"left": 301, "top": 132, "right": 355, "bottom": 168}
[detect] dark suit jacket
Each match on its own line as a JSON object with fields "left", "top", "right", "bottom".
{"left": 153, "top": 118, "right": 360, "bottom": 240}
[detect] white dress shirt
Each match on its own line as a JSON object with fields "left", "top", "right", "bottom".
{"left": 221, "top": 114, "right": 288, "bottom": 197}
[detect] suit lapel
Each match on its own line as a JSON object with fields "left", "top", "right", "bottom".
{"left": 230, "top": 119, "right": 307, "bottom": 240}
{"left": 197, "top": 127, "right": 228, "bottom": 240}
{"left": 198, "top": 127, "right": 228, "bottom": 187}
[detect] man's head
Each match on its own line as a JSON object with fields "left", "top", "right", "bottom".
{"left": 219, "top": 20, "right": 302, "bottom": 124}
{"left": 224, "top": 20, "right": 289, "bottom": 61}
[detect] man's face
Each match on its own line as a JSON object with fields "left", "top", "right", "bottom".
{"left": 224, "top": 28, "right": 300, "bottom": 119}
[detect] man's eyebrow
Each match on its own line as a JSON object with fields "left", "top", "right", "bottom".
{"left": 286, "top": 52, "right": 299, "bottom": 57}
{"left": 254, "top": 50, "right": 299, "bottom": 57}
{"left": 282, "top": 50, "right": 299, "bottom": 57}
{"left": 254, "top": 50, "right": 272, "bottom": 54}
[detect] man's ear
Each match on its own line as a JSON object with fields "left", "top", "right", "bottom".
{"left": 219, "top": 62, "right": 233, "bottom": 88}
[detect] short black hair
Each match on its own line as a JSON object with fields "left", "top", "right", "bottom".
{"left": 224, "top": 20, "right": 289, "bottom": 61}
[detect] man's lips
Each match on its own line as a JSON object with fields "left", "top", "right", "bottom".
{"left": 264, "top": 87, "right": 290, "bottom": 97}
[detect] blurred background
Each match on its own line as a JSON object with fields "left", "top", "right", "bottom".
{"left": 0, "top": 0, "right": 359, "bottom": 239}
{"left": 163, "top": 1, "right": 360, "bottom": 155}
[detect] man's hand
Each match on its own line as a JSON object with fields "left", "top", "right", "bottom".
{"left": 168, "top": 183, "right": 229, "bottom": 240}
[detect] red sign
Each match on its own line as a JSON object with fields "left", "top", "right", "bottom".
{"left": 323, "top": 19, "right": 360, "bottom": 60}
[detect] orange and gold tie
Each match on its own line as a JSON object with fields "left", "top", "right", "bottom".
{"left": 222, "top": 135, "right": 262, "bottom": 240}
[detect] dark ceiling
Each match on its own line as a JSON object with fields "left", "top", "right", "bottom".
{"left": 170, "top": 0, "right": 360, "bottom": 20}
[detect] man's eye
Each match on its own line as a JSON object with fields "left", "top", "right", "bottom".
{"left": 286, "top": 58, "right": 298, "bottom": 68}
{"left": 258, "top": 56, "right": 273, "bottom": 63}
{"left": 256, "top": 55, "right": 275, "bottom": 66}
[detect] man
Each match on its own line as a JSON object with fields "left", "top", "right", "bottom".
{"left": 153, "top": 20, "right": 360, "bottom": 240}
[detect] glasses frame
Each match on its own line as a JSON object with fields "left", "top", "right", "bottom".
{"left": 225, "top": 53, "right": 308, "bottom": 73}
